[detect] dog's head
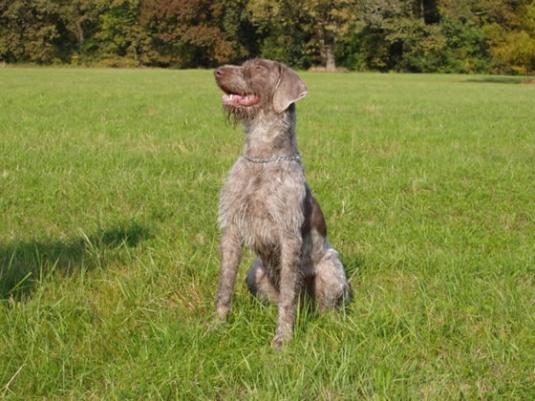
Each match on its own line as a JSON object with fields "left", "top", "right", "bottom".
{"left": 214, "top": 58, "right": 307, "bottom": 121}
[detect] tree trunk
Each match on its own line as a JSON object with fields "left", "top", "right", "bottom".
{"left": 324, "top": 34, "right": 336, "bottom": 71}
{"left": 76, "top": 20, "right": 84, "bottom": 51}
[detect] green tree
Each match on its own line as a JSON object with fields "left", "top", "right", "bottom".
{"left": 57, "top": 0, "right": 101, "bottom": 57}
{"left": 90, "top": 0, "right": 142, "bottom": 63}
{"left": 0, "top": 0, "right": 62, "bottom": 63}
{"left": 0, "top": 0, "right": 533, "bottom": 73}
{"left": 438, "top": 0, "right": 535, "bottom": 73}
{"left": 248, "top": 0, "right": 357, "bottom": 70}
{"left": 440, "top": 17, "right": 490, "bottom": 72}
{"left": 138, "top": 0, "right": 250, "bottom": 67}
{"left": 483, "top": 1, "right": 535, "bottom": 73}
{"left": 352, "top": 0, "right": 442, "bottom": 71}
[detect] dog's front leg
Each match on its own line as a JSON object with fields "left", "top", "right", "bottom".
{"left": 272, "top": 237, "right": 302, "bottom": 349}
{"left": 215, "top": 227, "right": 242, "bottom": 321}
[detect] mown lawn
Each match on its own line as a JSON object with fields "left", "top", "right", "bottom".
{"left": 0, "top": 67, "right": 534, "bottom": 400}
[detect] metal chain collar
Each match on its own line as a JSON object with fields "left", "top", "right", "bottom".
{"left": 240, "top": 153, "right": 302, "bottom": 164}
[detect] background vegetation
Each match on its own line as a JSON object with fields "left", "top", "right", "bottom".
{"left": 1, "top": 68, "right": 534, "bottom": 400}
{"left": 1, "top": 0, "right": 535, "bottom": 73}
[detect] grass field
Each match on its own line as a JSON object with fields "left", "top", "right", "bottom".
{"left": 1, "top": 67, "right": 534, "bottom": 400}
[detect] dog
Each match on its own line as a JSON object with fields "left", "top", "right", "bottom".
{"left": 213, "top": 58, "right": 351, "bottom": 348}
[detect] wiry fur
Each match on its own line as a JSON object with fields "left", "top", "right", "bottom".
{"left": 224, "top": 103, "right": 261, "bottom": 125}
{"left": 214, "top": 58, "right": 351, "bottom": 349}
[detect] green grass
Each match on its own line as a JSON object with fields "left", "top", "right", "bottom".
{"left": 0, "top": 67, "right": 534, "bottom": 400}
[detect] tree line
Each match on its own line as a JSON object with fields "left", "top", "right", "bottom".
{"left": 1, "top": 0, "right": 534, "bottom": 74}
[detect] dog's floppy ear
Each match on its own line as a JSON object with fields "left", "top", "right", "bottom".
{"left": 272, "top": 63, "right": 307, "bottom": 113}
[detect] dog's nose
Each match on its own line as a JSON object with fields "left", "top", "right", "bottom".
{"left": 214, "top": 68, "right": 223, "bottom": 78}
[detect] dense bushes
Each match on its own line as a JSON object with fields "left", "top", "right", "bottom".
{"left": 1, "top": 0, "right": 534, "bottom": 73}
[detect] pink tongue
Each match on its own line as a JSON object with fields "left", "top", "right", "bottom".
{"left": 222, "top": 94, "right": 259, "bottom": 106}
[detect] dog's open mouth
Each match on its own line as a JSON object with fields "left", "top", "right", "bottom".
{"left": 222, "top": 93, "right": 260, "bottom": 107}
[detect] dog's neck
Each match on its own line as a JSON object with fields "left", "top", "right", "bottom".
{"left": 242, "top": 104, "right": 298, "bottom": 159}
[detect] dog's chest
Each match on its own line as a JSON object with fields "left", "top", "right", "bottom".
{"left": 219, "top": 161, "right": 305, "bottom": 249}
{"left": 231, "top": 170, "right": 280, "bottom": 247}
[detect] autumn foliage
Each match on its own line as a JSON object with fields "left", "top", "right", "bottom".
{"left": 0, "top": 0, "right": 534, "bottom": 73}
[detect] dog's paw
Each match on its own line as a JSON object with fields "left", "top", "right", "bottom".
{"left": 207, "top": 316, "right": 226, "bottom": 333}
{"left": 271, "top": 335, "right": 284, "bottom": 350}
{"left": 271, "top": 332, "right": 291, "bottom": 350}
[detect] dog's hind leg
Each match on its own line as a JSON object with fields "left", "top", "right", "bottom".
{"left": 246, "top": 258, "right": 279, "bottom": 304}
{"left": 314, "top": 247, "right": 351, "bottom": 312}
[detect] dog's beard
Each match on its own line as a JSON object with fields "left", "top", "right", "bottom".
{"left": 223, "top": 103, "right": 261, "bottom": 126}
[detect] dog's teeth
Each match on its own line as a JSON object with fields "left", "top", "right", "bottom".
{"left": 222, "top": 93, "right": 259, "bottom": 106}
{"left": 222, "top": 94, "right": 236, "bottom": 104}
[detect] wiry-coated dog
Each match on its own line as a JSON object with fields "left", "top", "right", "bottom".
{"left": 214, "top": 58, "right": 351, "bottom": 348}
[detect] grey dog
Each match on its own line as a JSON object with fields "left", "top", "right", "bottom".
{"left": 214, "top": 58, "right": 351, "bottom": 348}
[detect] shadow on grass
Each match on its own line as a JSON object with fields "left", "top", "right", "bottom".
{"left": 463, "top": 76, "right": 529, "bottom": 85}
{"left": 0, "top": 222, "right": 151, "bottom": 300}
